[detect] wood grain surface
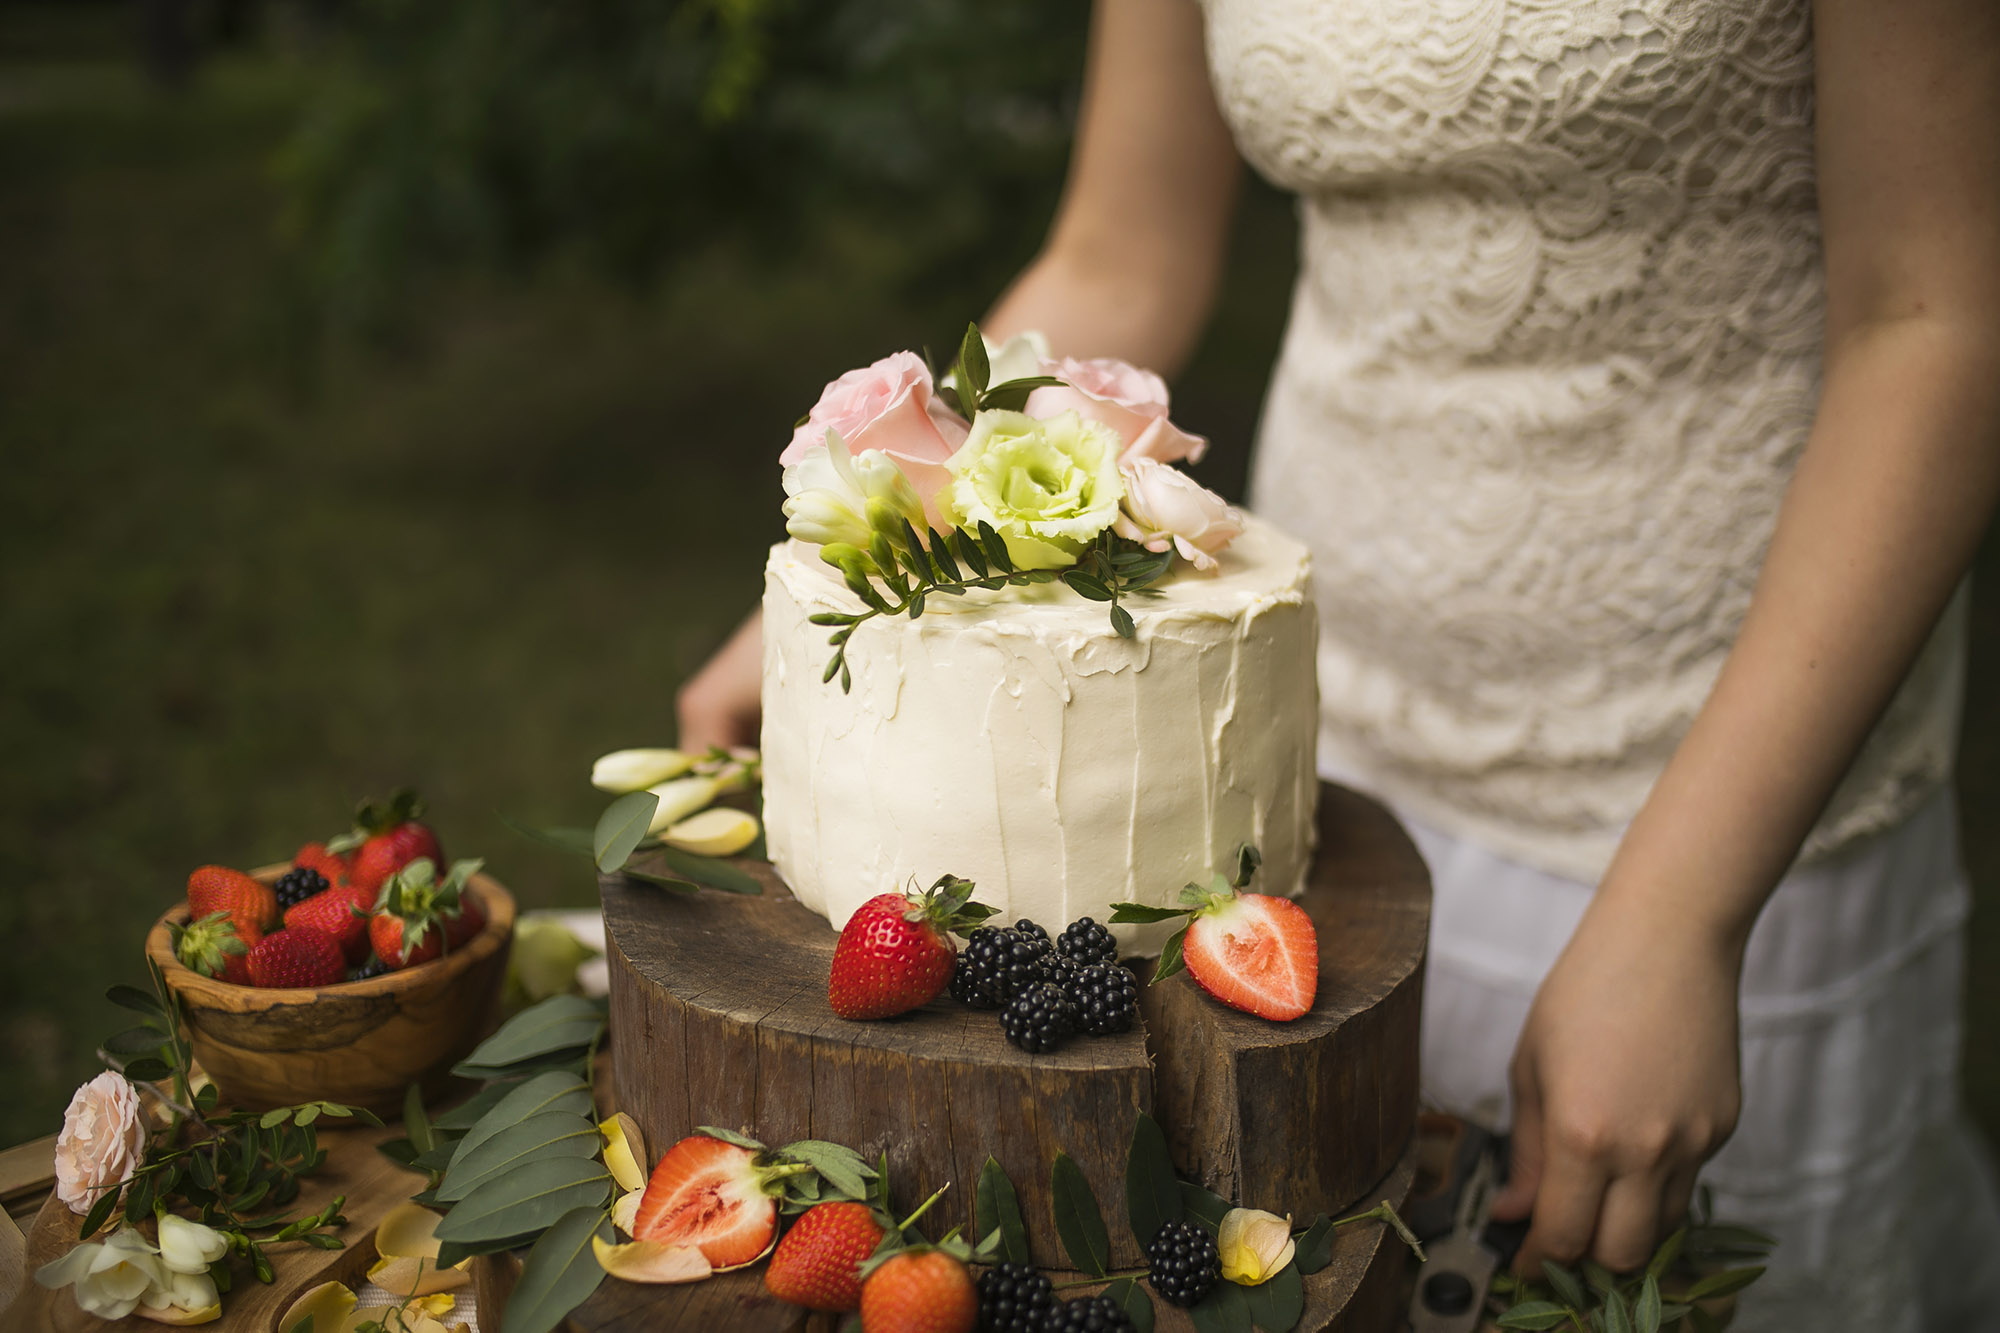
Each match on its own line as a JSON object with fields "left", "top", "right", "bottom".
{"left": 604, "top": 780, "right": 1430, "bottom": 1278}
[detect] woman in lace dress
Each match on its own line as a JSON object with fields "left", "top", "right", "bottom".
{"left": 681, "top": 0, "right": 2000, "bottom": 1325}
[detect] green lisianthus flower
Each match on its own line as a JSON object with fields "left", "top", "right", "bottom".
{"left": 940, "top": 409, "right": 1125, "bottom": 570}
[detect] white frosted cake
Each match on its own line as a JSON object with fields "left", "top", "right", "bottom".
{"left": 760, "top": 513, "right": 1319, "bottom": 949}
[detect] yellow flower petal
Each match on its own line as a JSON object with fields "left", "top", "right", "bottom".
{"left": 611, "top": 1187, "right": 644, "bottom": 1237}
{"left": 134, "top": 1301, "right": 222, "bottom": 1325}
{"left": 601, "top": 1112, "right": 648, "bottom": 1193}
{"left": 660, "top": 808, "right": 759, "bottom": 857}
{"left": 593, "top": 748, "right": 694, "bottom": 793}
{"left": 367, "top": 1254, "right": 471, "bottom": 1297}
{"left": 276, "top": 1281, "right": 360, "bottom": 1333}
{"left": 591, "top": 1236, "right": 712, "bottom": 1284}
{"left": 375, "top": 1202, "right": 448, "bottom": 1260}
{"left": 645, "top": 777, "right": 720, "bottom": 833}
{"left": 1218, "top": 1207, "right": 1295, "bottom": 1286}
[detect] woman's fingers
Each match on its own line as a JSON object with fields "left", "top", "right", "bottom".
{"left": 1514, "top": 1147, "right": 1610, "bottom": 1274}
{"left": 1590, "top": 1174, "right": 1667, "bottom": 1272}
{"left": 1492, "top": 1068, "right": 1544, "bottom": 1222}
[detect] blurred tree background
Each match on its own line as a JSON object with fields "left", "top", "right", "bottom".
{"left": 1, "top": 0, "right": 1994, "bottom": 1162}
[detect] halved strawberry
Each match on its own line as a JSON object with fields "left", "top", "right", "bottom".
{"left": 1108, "top": 844, "right": 1318, "bottom": 1022}
{"left": 631, "top": 1134, "right": 811, "bottom": 1268}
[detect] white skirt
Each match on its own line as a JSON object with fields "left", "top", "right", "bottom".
{"left": 1390, "top": 786, "right": 2000, "bottom": 1332}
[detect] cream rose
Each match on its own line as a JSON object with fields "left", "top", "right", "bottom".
{"left": 1112, "top": 457, "right": 1244, "bottom": 571}
{"left": 781, "top": 350, "right": 970, "bottom": 523}
{"left": 939, "top": 410, "right": 1125, "bottom": 570}
{"left": 1023, "top": 356, "right": 1208, "bottom": 464}
{"left": 54, "top": 1072, "right": 147, "bottom": 1215}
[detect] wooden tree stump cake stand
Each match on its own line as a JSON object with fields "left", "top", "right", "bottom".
{"left": 595, "top": 781, "right": 1430, "bottom": 1332}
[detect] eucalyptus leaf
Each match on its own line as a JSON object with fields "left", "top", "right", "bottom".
{"left": 593, "top": 791, "right": 659, "bottom": 873}
{"left": 1291, "top": 1215, "right": 1334, "bottom": 1275}
{"left": 106, "top": 984, "right": 164, "bottom": 1015}
{"left": 432, "top": 1079, "right": 524, "bottom": 1130}
{"left": 121, "top": 1057, "right": 171, "bottom": 1083}
{"left": 437, "top": 1232, "right": 542, "bottom": 1266}
{"left": 1495, "top": 1304, "right": 1575, "bottom": 1331}
{"left": 499, "top": 817, "right": 598, "bottom": 860}
{"left": 376, "top": 1138, "right": 422, "bottom": 1169}
{"left": 1179, "top": 1181, "right": 1233, "bottom": 1231}
{"left": 451, "top": 1072, "right": 595, "bottom": 1162}
{"left": 104, "top": 1025, "right": 169, "bottom": 1056}
{"left": 434, "top": 1156, "right": 611, "bottom": 1244}
{"left": 411, "top": 1143, "right": 461, "bottom": 1174}
{"left": 1246, "top": 1262, "right": 1305, "bottom": 1332}
{"left": 499, "top": 1206, "right": 613, "bottom": 1333}
{"left": 651, "top": 845, "right": 762, "bottom": 894}
{"left": 1124, "top": 1113, "right": 1182, "bottom": 1247}
{"left": 975, "top": 1157, "right": 1031, "bottom": 1266}
{"left": 1682, "top": 1266, "right": 1765, "bottom": 1302}
{"left": 623, "top": 867, "right": 700, "bottom": 895}
{"left": 438, "top": 1111, "right": 603, "bottom": 1202}
{"left": 454, "top": 996, "right": 605, "bottom": 1077}
{"left": 1188, "top": 1277, "right": 1255, "bottom": 1333}
{"left": 1051, "top": 1152, "right": 1110, "bottom": 1278}
{"left": 1104, "top": 1277, "right": 1155, "bottom": 1333}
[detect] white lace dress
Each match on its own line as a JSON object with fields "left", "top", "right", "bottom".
{"left": 1194, "top": 0, "right": 2000, "bottom": 1325}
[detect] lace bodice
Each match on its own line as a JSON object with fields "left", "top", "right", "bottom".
{"left": 1202, "top": 0, "right": 1964, "bottom": 880}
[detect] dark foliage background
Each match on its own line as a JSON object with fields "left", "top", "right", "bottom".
{"left": 1, "top": 1, "right": 1993, "bottom": 1167}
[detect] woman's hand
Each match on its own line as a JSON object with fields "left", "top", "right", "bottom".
{"left": 675, "top": 609, "right": 763, "bottom": 751}
{"left": 1491, "top": 894, "right": 1743, "bottom": 1274}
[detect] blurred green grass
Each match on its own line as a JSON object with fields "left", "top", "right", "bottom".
{"left": 1, "top": 5, "right": 1993, "bottom": 1162}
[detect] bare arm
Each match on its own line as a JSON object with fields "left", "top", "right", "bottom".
{"left": 985, "top": 0, "right": 1243, "bottom": 374}
{"left": 1498, "top": 0, "right": 2000, "bottom": 1272}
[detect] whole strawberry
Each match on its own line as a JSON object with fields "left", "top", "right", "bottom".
{"left": 247, "top": 926, "right": 345, "bottom": 989}
{"left": 292, "top": 841, "right": 354, "bottom": 891}
{"left": 335, "top": 789, "right": 445, "bottom": 896}
{"left": 171, "top": 910, "right": 255, "bottom": 985}
{"left": 284, "top": 882, "right": 376, "bottom": 965}
{"left": 828, "top": 876, "right": 997, "bottom": 1021}
{"left": 859, "top": 1249, "right": 978, "bottom": 1333}
{"left": 368, "top": 858, "right": 487, "bottom": 970}
{"left": 764, "top": 1201, "right": 887, "bottom": 1312}
{"left": 186, "top": 866, "right": 279, "bottom": 943}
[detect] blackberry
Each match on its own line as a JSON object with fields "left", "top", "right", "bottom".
{"left": 974, "top": 1260, "right": 1054, "bottom": 1333}
{"left": 999, "top": 980, "right": 1076, "bottom": 1053}
{"left": 1043, "top": 1295, "right": 1136, "bottom": 1332}
{"left": 273, "top": 866, "right": 329, "bottom": 911}
{"left": 1143, "top": 1218, "right": 1220, "bottom": 1308}
{"left": 346, "top": 956, "right": 390, "bottom": 982}
{"left": 1057, "top": 917, "right": 1117, "bottom": 966}
{"left": 1071, "top": 963, "right": 1138, "bottom": 1036}
{"left": 951, "top": 925, "right": 1055, "bottom": 1008}
{"left": 1010, "top": 918, "right": 1053, "bottom": 949}
{"left": 1049, "top": 954, "right": 1084, "bottom": 992}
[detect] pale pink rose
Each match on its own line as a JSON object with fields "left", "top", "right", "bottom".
{"left": 1024, "top": 356, "right": 1208, "bottom": 464}
{"left": 1113, "top": 457, "right": 1244, "bottom": 571}
{"left": 54, "top": 1073, "right": 147, "bottom": 1215}
{"left": 781, "top": 351, "right": 970, "bottom": 525}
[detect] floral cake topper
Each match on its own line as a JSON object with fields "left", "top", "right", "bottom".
{"left": 781, "top": 324, "right": 1243, "bottom": 690}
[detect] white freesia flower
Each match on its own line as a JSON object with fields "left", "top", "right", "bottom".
{"left": 645, "top": 775, "right": 720, "bottom": 833}
{"left": 781, "top": 432, "right": 927, "bottom": 549}
{"left": 54, "top": 1071, "right": 147, "bottom": 1214}
{"left": 985, "top": 330, "right": 1051, "bottom": 386}
{"left": 36, "top": 1226, "right": 168, "bottom": 1321}
{"left": 136, "top": 1267, "right": 222, "bottom": 1324}
{"left": 591, "top": 748, "right": 692, "bottom": 793}
{"left": 156, "top": 1213, "right": 229, "bottom": 1275}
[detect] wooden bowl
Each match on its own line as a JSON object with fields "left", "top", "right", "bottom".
{"left": 144, "top": 870, "right": 516, "bottom": 1115}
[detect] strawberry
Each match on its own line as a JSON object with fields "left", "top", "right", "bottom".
{"left": 1110, "top": 844, "right": 1318, "bottom": 1021}
{"left": 246, "top": 926, "right": 345, "bottom": 989}
{"left": 186, "top": 865, "right": 280, "bottom": 941}
{"left": 858, "top": 1249, "right": 977, "bottom": 1333}
{"left": 292, "top": 841, "right": 354, "bottom": 890}
{"left": 827, "top": 875, "right": 998, "bottom": 1020}
{"left": 170, "top": 910, "right": 255, "bottom": 985}
{"left": 335, "top": 789, "right": 445, "bottom": 895}
{"left": 367, "top": 858, "right": 485, "bottom": 970}
{"left": 764, "top": 1201, "right": 887, "bottom": 1312}
{"left": 631, "top": 1134, "right": 812, "bottom": 1268}
{"left": 284, "top": 882, "right": 376, "bottom": 965}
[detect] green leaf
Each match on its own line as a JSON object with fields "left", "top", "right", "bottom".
{"left": 376, "top": 1138, "right": 421, "bottom": 1169}
{"left": 79, "top": 1184, "right": 120, "bottom": 1239}
{"left": 451, "top": 1072, "right": 595, "bottom": 1161}
{"left": 1292, "top": 1215, "right": 1334, "bottom": 1275}
{"left": 1496, "top": 1303, "right": 1576, "bottom": 1331}
{"left": 1682, "top": 1267, "right": 1765, "bottom": 1302}
{"left": 1124, "top": 1114, "right": 1183, "bottom": 1248}
{"left": 498, "top": 817, "right": 597, "bottom": 860}
{"left": 260, "top": 1108, "right": 292, "bottom": 1129}
{"left": 434, "top": 1156, "right": 611, "bottom": 1244}
{"left": 121, "top": 1056, "right": 171, "bottom": 1083}
{"left": 1543, "top": 1261, "right": 1588, "bottom": 1311}
{"left": 977, "top": 522, "right": 1012, "bottom": 572}
{"left": 1647, "top": 1227, "right": 1686, "bottom": 1280}
{"left": 593, "top": 791, "right": 658, "bottom": 873}
{"left": 1635, "top": 1274, "right": 1663, "bottom": 1333}
{"left": 1050, "top": 1152, "right": 1110, "bottom": 1278}
{"left": 501, "top": 1206, "right": 612, "bottom": 1333}
{"left": 1107, "top": 903, "right": 1187, "bottom": 924}
{"left": 778, "top": 1141, "right": 875, "bottom": 1203}
{"left": 1179, "top": 1181, "right": 1233, "bottom": 1231}
{"left": 1110, "top": 604, "right": 1137, "bottom": 639}
{"left": 1584, "top": 1260, "right": 1619, "bottom": 1297}
{"left": 650, "top": 845, "right": 762, "bottom": 895}
{"left": 438, "top": 1111, "right": 603, "bottom": 1202}
{"left": 437, "top": 1232, "right": 543, "bottom": 1267}
{"left": 1104, "top": 1277, "right": 1156, "bottom": 1333}
{"left": 1062, "top": 571, "right": 1115, "bottom": 602}
{"left": 454, "top": 996, "right": 605, "bottom": 1077}
{"left": 1152, "top": 921, "right": 1191, "bottom": 983}
{"left": 1232, "top": 844, "right": 1262, "bottom": 889}
{"left": 104, "top": 1025, "right": 169, "bottom": 1056}
{"left": 622, "top": 867, "right": 699, "bottom": 895}
{"left": 694, "top": 1124, "right": 764, "bottom": 1150}
{"left": 432, "top": 1080, "right": 523, "bottom": 1131}
{"left": 107, "top": 983, "right": 165, "bottom": 1015}
{"left": 1188, "top": 1278, "right": 1255, "bottom": 1333}
{"left": 959, "top": 322, "right": 990, "bottom": 400}
{"left": 1603, "top": 1288, "right": 1635, "bottom": 1333}
{"left": 1246, "top": 1262, "right": 1305, "bottom": 1331}
{"left": 975, "top": 1157, "right": 1031, "bottom": 1266}
{"left": 978, "top": 375, "right": 1068, "bottom": 413}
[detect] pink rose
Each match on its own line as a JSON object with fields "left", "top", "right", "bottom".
{"left": 781, "top": 351, "right": 970, "bottom": 526}
{"left": 54, "top": 1072, "right": 147, "bottom": 1215}
{"left": 1024, "top": 356, "right": 1209, "bottom": 464}
{"left": 1113, "top": 457, "right": 1244, "bottom": 571}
